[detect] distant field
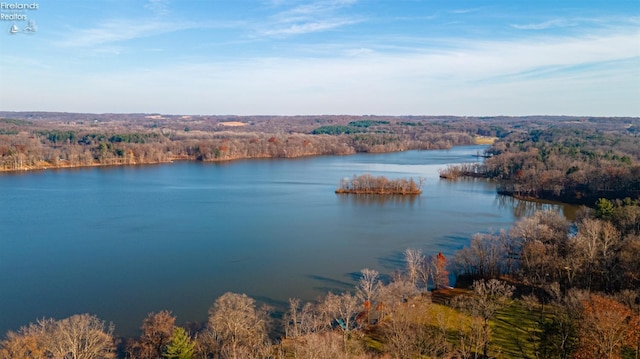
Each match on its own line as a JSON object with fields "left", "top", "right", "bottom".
{"left": 474, "top": 136, "right": 498, "bottom": 145}
{"left": 219, "top": 121, "right": 247, "bottom": 127}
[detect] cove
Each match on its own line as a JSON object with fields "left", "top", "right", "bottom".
{"left": 0, "top": 145, "right": 576, "bottom": 336}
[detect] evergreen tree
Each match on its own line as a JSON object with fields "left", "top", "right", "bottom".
{"left": 163, "top": 327, "right": 195, "bottom": 359}
{"left": 595, "top": 198, "right": 614, "bottom": 220}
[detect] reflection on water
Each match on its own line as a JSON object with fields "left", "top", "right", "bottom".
{"left": 494, "top": 194, "right": 580, "bottom": 220}
{"left": 336, "top": 193, "right": 421, "bottom": 206}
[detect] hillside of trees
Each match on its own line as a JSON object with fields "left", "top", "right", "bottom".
{"left": 440, "top": 126, "right": 640, "bottom": 205}
{"left": 0, "top": 113, "right": 478, "bottom": 171}
{"left": 3, "top": 204, "right": 638, "bottom": 359}
{"left": 2, "top": 112, "right": 637, "bottom": 173}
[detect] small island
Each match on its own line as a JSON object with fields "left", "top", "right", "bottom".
{"left": 335, "top": 174, "right": 423, "bottom": 195}
{"left": 438, "top": 163, "right": 483, "bottom": 179}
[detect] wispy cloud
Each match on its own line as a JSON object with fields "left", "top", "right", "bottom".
{"left": 56, "top": 17, "right": 243, "bottom": 48}
{"left": 53, "top": 28, "right": 637, "bottom": 116}
{"left": 449, "top": 8, "right": 481, "bottom": 15}
{"left": 259, "top": 0, "right": 361, "bottom": 36}
{"left": 56, "top": 19, "right": 177, "bottom": 47}
{"left": 511, "top": 18, "right": 576, "bottom": 30}
{"left": 275, "top": 0, "right": 357, "bottom": 17}
{"left": 144, "top": 0, "right": 170, "bottom": 16}
{"left": 55, "top": 0, "right": 244, "bottom": 48}
{"left": 343, "top": 47, "right": 374, "bottom": 56}
{"left": 261, "top": 18, "right": 359, "bottom": 36}
{"left": 5, "top": 1, "right": 639, "bottom": 116}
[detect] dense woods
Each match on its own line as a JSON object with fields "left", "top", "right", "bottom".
{"left": 3, "top": 205, "right": 639, "bottom": 358}
{"left": 3, "top": 112, "right": 636, "bottom": 174}
{"left": 0, "top": 113, "right": 481, "bottom": 171}
{"left": 441, "top": 127, "right": 640, "bottom": 205}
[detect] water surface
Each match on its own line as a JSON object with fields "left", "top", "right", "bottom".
{"left": 0, "top": 146, "right": 575, "bottom": 336}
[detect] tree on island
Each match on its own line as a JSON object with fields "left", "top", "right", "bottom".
{"left": 336, "top": 174, "right": 423, "bottom": 195}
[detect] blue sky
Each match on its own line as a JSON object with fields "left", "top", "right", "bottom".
{"left": 0, "top": 0, "right": 638, "bottom": 116}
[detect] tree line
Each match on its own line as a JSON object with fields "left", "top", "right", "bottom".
{"left": 0, "top": 114, "right": 481, "bottom": 172}
{"left": 5, "top": 112, "right": 637, "bottom": 173}
{"left": 0, "top": 112, "right": 640, "bottom": 180}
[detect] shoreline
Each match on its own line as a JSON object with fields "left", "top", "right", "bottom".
{"left": 1, "top": 144, "right": 486, "bottom": 174}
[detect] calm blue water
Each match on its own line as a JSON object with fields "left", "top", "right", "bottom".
{"left": 0, "top": 145, "right": 574, "bottom": 336}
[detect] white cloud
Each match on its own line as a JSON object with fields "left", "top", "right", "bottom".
{"left": 449, "top": 8, "right": 481, "bottom": 14}
{"left": 33, "top": 28, "right": 633, "bottom": 116}
{"left": 5, "top": 14, "right": 639, "bottom": 116}
{"left": 144, "top": 0, "right": 170, "bottom": 16}
{"left": 55, "top": 19, "right": 175, "bottom": 47}
{"left": 260, "top": 0, "right": 360, "bottom": 37}
{"left": 343, "top": 47, "right": 374, "bottom": 56}
{"left": 55, "top": 18, "right": 242, "bottom": 48}
{"left": 55, "top": 0, "right": 174, "bottom": 48}
{"left": 511, "top": 18, "right": 576, "bottom": 30}
{"left": 261, "top": 18, "right": 360, "bottom": 36}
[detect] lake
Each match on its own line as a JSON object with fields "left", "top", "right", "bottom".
{"left": 0, "top": 145, "right": 576, "bottom": 336}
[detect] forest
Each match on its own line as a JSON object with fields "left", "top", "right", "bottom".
{"left": 439, "top": 126, "right": 640, "bottom": 205}
{"left": 0, "top": 113, "right": 480, "bottom": 171}
{"left": 2, "top": 112, "right": 637, "bottom": 178}
{"left": 2, "top": 204, "right": 639, "bottom": 358}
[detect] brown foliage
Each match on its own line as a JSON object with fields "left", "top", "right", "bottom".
{"left": 0, "top": 314, "right": 115, "bottom": 359}
{"left": 575, "top": 294, "right": 639, "bottom": 359}
{"left": 0, "top": 328, "right": 45, "bottom": 359}
{"left": 432, "top": 252, "right": 449, "bottom": 289}
{"left": 127, "top": 310, "right": 176, "bottom": 359}
{"left": 208, "top": 292, "right": 270, "bottom": 359}
{"left": 336, "top": 174, "right": 422, "bottom": 195}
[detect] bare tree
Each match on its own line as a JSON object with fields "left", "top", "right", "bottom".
{"left": 284, "top": 298, "right": 302, "bottom": 339}
{"left": 454, "top": 279, "right": 514, "bottom": 358}
{"left": 404, "top": 249, "right": 423, "bottom": 286}
{"left": 570, "top": 218, "right": 623, "bottom": 291}
{"left": 455, "top": 316, "right": 487, "bottom": 359}
{"left": 193, "top": 326, "right": 219, "bottom": 359}
{"left": 298, "top": 301, "right": 330, "bottom": 335}
{"left": 128, "top": 310, "right": 176, "bottom": 359}
{"left": 510, "top": 210, "right": 569, "bottom": 287}
{"left": 356, "top": 268, "right": 381, "bottom": 324}
{"left": 285, "top": 332, "right": 349, "bottom": 359}
{"left": 453, "top": 231, "right": 509, "bottom": 279}
{"left": 208, "top": 292, "right": 270, "bottom": 359}
{"left": 381, "top": 305, "right": 424, "bottom": 359}
{"left": 378, "top": 273, "right": 420, "bottom": 317}
{"left": 44, "top": 314, "right": 116, "bottom": 359}
{"left": 619, "top": 236, "right": 640, "bottom": 290}
{"left": 319, "top": 292, "right": 360, "bottom": 339}
{"left": 318, "top": 292, "right": 363, "bottom": 356}
{"left": 0, "top": 320, "right": 49, "bottom": 359}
